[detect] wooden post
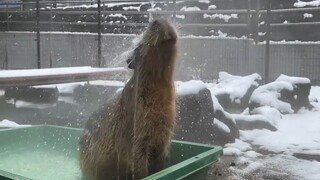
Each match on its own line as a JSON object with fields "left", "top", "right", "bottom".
{"left": 265, "top": 0, "right": 271, "bottom": 83}
{"left": 36, "top": 0, "right": 41, "bottom": 69}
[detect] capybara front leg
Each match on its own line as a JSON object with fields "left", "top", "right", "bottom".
{"left": 132, "top": 139, "right": 149, "bottom": 179}
{"left": 149, "top": 148, "right": 167, "bottom": 174}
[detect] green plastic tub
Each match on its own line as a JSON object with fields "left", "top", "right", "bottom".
{"left": 0, "top": 125, "right": 222, "bottom": 180}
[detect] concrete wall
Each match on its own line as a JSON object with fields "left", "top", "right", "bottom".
{"left": 1, "top": 32, "right": 320, "bottom": 83}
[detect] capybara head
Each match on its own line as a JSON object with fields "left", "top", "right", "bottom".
{"left": 126, "top": 19, "right": 179, "bottom": 73}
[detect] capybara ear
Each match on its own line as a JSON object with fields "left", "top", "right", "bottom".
{"left": 127, "top": 44, "right": 142, "bottom": 70}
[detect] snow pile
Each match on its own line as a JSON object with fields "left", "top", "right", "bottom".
{"left": 108, "top": 13, "right": 128, "bottom": 20}
{"left": 208, "top": 30, "right": 230, "bottom": 38}
{"left": 250, "top": 81, "right": 294, "bottom": 113}
{"left": 203, "top": 13, "right": 238, "bottom": 22}
{"left": 209, "top": 72, "right": 261, "bottom": 103}
{"left": 309, "top": 86, "right": 320, "bottom": 104}
{"left": 294, "top": 0, "right": 320, "bottom": 7}
{"left": 214, "top": 119, "right": 231, "bottom": 133}
{"left": 210, "top": 94, "right": 224, "bottom": 112}
{"left": 175, "top": 80, "right": 207, "bottom": 96}
{"left": 175, "top": 15, "right": 185, "bottom": 19}
{"left": 232, "top": 114, "right": 271, "bottom": 124}
{"left": 208, "top": 5, "right": 217, "bottom": 10}
{"left": 198, "top": 0, "right": 210, "bottom": 3}
{"left": 304, "top": 13, "right": 314, "bottom": 19}
{"left": 123, "top": 6, "right": 141, "bottom": 11}
{"left": 250, "top": 106, "right": 282, "bottom": 125}
{"left": 275, "top": 74, "right": 310, "bottom": 85}
{"left": 0, "top": 119, "right": 31, "bottom": 128}
{"left": 223, "top": 139, "right": 264, "bottom": 158}
{"left": 180, "top": 6, "right": 201, "bottom": 11}
{"left": 147, "top": 7, "right": 162, "bottom": 11}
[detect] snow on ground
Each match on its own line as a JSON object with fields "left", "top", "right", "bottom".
{"left": 0, "top": 119, "right": 31, "bottom": 128}
{"left": 241, "top": 110, "right": 320, "bottom": 154}
{"left": 222, "top": 98, "right": 320, "bottom": 179}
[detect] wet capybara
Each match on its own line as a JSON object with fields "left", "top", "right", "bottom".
{"left": 79, "top": 19, "right": 179, "bottom": 180}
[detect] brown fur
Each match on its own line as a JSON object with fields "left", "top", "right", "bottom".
{"left": 79, "top": 19, "right": 179, "bottom": 180}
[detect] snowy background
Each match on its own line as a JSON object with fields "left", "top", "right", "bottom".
{"left": 1, "top": 0, "right": 320, "bottom": 179}
{"left": 1, "top": 70, "right": 319, "bottom": 179}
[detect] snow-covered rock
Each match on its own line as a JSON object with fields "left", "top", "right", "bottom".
{"left": 209, "top": 72, "right": 261, "bottom": 112}
{"left": 249, "top": 81, "right": 294, "bottom": 114}
{"left": 276, "top": 74, "right": 312, "bottom": 112}
{"left": 175, "top": 80, "right": 239, "bottom": 146}
{"left": 232, "top": 114, "right": 277, "bottom": 131}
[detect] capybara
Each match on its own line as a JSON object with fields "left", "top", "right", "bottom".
{"left": 79, "top": 19, "right": 179, "bottom": 180}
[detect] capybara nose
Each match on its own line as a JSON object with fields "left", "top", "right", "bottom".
{"left": 151, "top": 20, "right": 161, "bottom": 27}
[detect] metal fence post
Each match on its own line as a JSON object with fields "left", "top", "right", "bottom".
{"left": 97, "top": 0, "right": 102, "bottom": 67}
{"left": 254, "top": 0, "right": 260, "bottom": 44}
{"left": 265, "top": 0, "right": 271, "bottom": 83}
{"left": 49, "top": 2, "right": 53, "bottom": 68}
{"left": 5, "top": 40, "right": 8, "bottom": 69}
{"left": 173, "top": 0, "right": 176, "bottom": 21}
{"left": 247, "top": 0, "right": 251, "bottom": 39}
{"left": 53, "top": 0, "right": 57, "bottom": 8}
{"left": 6, "top": 2, "right": 10, "bottom": 31}
{"left": 36, "top": 0, "right": 41, "bottom": 69}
